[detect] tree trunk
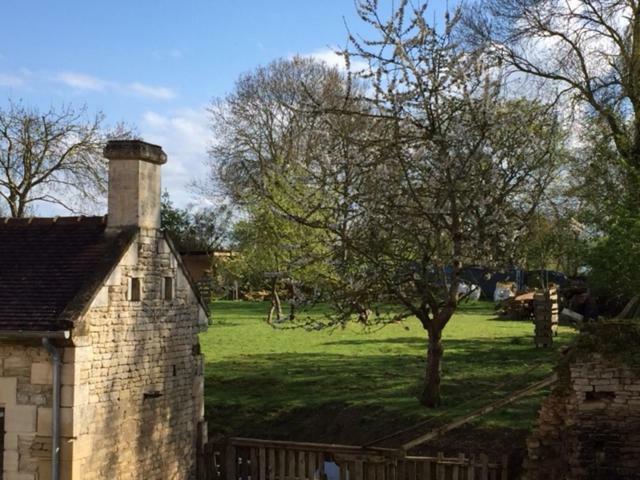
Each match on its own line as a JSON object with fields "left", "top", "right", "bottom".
{"left": 420, "top": 328, "right": 443, "bottom": 407}
{"left": 267, "top": 279, "right": 282, "bottom": 324}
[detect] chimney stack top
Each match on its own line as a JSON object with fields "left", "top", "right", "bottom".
{"left": 104, "top": 140, "right": 167, "bottom": 165}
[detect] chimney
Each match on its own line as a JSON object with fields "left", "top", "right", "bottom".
{"left": 103, "top": 140, "right": 167, "bottom": 229}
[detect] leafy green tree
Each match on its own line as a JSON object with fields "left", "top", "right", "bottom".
{"left": 588, "top": 212, "right": 640, "bottom": 302}
{"left": 160, "top": 191, "right": 231, "bottom": 252}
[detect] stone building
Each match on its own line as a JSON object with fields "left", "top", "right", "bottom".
{"left": 523, "top": 320, "right": 640, "bottom": 479}
{"left": 0, "top": 140, "right": 208, "bottom": 480}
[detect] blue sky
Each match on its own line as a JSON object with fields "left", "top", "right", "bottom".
{"left": 0, "top": 0, "right": 445, "bottom": 212}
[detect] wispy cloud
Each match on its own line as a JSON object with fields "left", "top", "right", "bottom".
{"left": 126, "top": 82, "right": 176, "bottom": 100}
{"left": 54, "top": 71, "right": 176, "bottom": 100}
{"left": 153, "top": 48, "right": 184, "bottom": 61}
{"left": 141, "top": 108, "right": 210, "bottom": 206}
{"left": 0, "top": 73, "right": 24, "bottom": 87}
{"left": 57, "top": 72, "right": 108, "bottom": 91}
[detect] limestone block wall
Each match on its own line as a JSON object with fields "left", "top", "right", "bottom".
{"left": 0, "top": 343, "right": 53, "bottom": 480}
{"left": 1, "top": 229, "right": 207, "bottom": 480}
{"left": 524, "top": 354, "right": 640, "bottom": 479}
{"left": 62, "top": 229, "right": 206, "bottom": 480}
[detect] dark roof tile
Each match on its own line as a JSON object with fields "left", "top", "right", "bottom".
{"left": 0, "top": 216, "right": 135, "bottom": 332}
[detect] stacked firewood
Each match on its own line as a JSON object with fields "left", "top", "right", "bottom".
{"left": 533, "top": 288, "right": 559, "bottom": 347}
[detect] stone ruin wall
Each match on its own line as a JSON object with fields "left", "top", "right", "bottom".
{"left": 524, "top": 354, "right": 640, "bottom": 479}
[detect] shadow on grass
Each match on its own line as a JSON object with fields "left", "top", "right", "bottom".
{"left": 205, "top": 336, "right": 568, "bottom": 453}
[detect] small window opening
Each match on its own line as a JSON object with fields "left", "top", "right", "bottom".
{"left": 129, "top": 277, "right": 141, "bottom": 302}
{"left": 585, "top": 390, "right": 615, "bottom": 402}
{"left": 164, "top": 277, "right": 174, "bottom": 301}
{"left": 173, "top": 365, "right": 177, "bottom": 377}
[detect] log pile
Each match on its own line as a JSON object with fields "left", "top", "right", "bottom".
{"left": 500, "top": 291, "right": 535, "bottom": 319}
{"left": 533, "top": 288, "right": 559, "bottom": 347}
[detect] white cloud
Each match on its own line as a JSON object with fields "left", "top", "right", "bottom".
{"left": 56, "top": 71, "right": 108, "bottom": 91}
{"left": 54, "top": 71, "right": 176, "bottom": 100}
{"left": 140, "top": 108, "right": 211, "bottom": 207}
{"left": 126, "top": 82, "right": 176, "bottom": 100}
{"left": 0, "top": 73, "right": 24, "bottom": 87}
{"left": 299, "top": 47, "right": 369, "bottom": 72}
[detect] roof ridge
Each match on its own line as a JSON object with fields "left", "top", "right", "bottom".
{"left": 0, "top": 215, "right": 107, "bottom": 226}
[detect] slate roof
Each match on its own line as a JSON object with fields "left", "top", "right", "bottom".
{"left": 0, "top": 216, "right": 135, "bottom": 333}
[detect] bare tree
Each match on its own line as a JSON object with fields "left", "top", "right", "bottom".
{"left": 0, "top": 101, "right": 134, "bottom": 217}
{"left": 465, "top": 0, "right": 640, "bottom": 206}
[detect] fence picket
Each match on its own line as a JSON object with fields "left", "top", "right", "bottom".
{"left": 278, "top": 450, "right": 286, "bottom": 480}
{"left": 225, "top": 445, "right": 237, "bottom": 480}
{"left": 307, "top": 452, "right": 316, "bottom": 480}
{"left": 479, "top": 454, "right": 489, "bottom": 480}
{"left": 500, "top": 455, "right": 508, "bottom": 480}
{"left": 436, "top": 453, "right": 445, "bottom": 479}
{"left": 268, "top": 449, "right": 276, "bottom": 480}
{"left": 424, "top": 459, "right": 432, "bottom": 480}
{"left": 297, "top": 451, "right": 306, "bottom": 480}
{"left": 288, "top": 451, "right": 296, "bottom": 480}
{"left": 250, "top": 448, "right": 258, "bottom": 479}
{"left": 257, "top": 448, "right": 265, "bottom": 480}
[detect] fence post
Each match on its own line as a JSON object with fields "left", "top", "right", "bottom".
{"left": 467, "top": 454, "right": 475, "bottom": 480}
{"left": 225, "top": 444, "right": 237, "bottom": 480}
{"left": 436, "top": 452, "right": 445, "bottom": 479}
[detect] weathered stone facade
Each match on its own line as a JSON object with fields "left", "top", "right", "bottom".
{"left": 1, "top": 140, "right": 208, "bottom": 480}
{"left": 524, "top": 351, "right": 640, "bottom": 479}
{"left": 1, "top": 229, "right": 207, "bottom": 480}
{"left": 0, "top": 344, "right": 54, "bottom": 480}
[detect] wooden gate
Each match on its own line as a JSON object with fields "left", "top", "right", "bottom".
{"left": 202, "top": 437, "right": 509, "bottom": 480}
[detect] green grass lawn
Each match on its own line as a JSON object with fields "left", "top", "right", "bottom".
{"left": 201, "top": 301, "right": 576, "bottom": 452}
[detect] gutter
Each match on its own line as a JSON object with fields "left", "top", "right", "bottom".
{"left": 42, "top": 338, "right": 62, "bottom": 480}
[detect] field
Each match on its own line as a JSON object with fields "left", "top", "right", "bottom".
{"left": 200, "top": 301, "right": 576, "bottom": 455}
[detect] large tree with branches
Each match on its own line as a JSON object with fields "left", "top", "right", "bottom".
{"left": 465, "top": 0, "right": 640, "bottom": 208}
{"left": 0, "top": 101, "right": 133, "bottom": 217}
{"left": 210, "top": 5, "right": 564, "bottom": 406}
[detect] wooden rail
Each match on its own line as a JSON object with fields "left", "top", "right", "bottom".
{"left": 202, "top": 437, "right": 508, "bottom": 480}
{"left": 401, "top": 374, "right": 558, "bottom": 451}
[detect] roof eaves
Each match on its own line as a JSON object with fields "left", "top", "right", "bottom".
{"left": 56, "top": 227, "right": 138, "bottom": 331}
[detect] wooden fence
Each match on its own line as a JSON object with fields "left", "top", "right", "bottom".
{"left": 201, "top": 437, "right": 509, "bottom": 480}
